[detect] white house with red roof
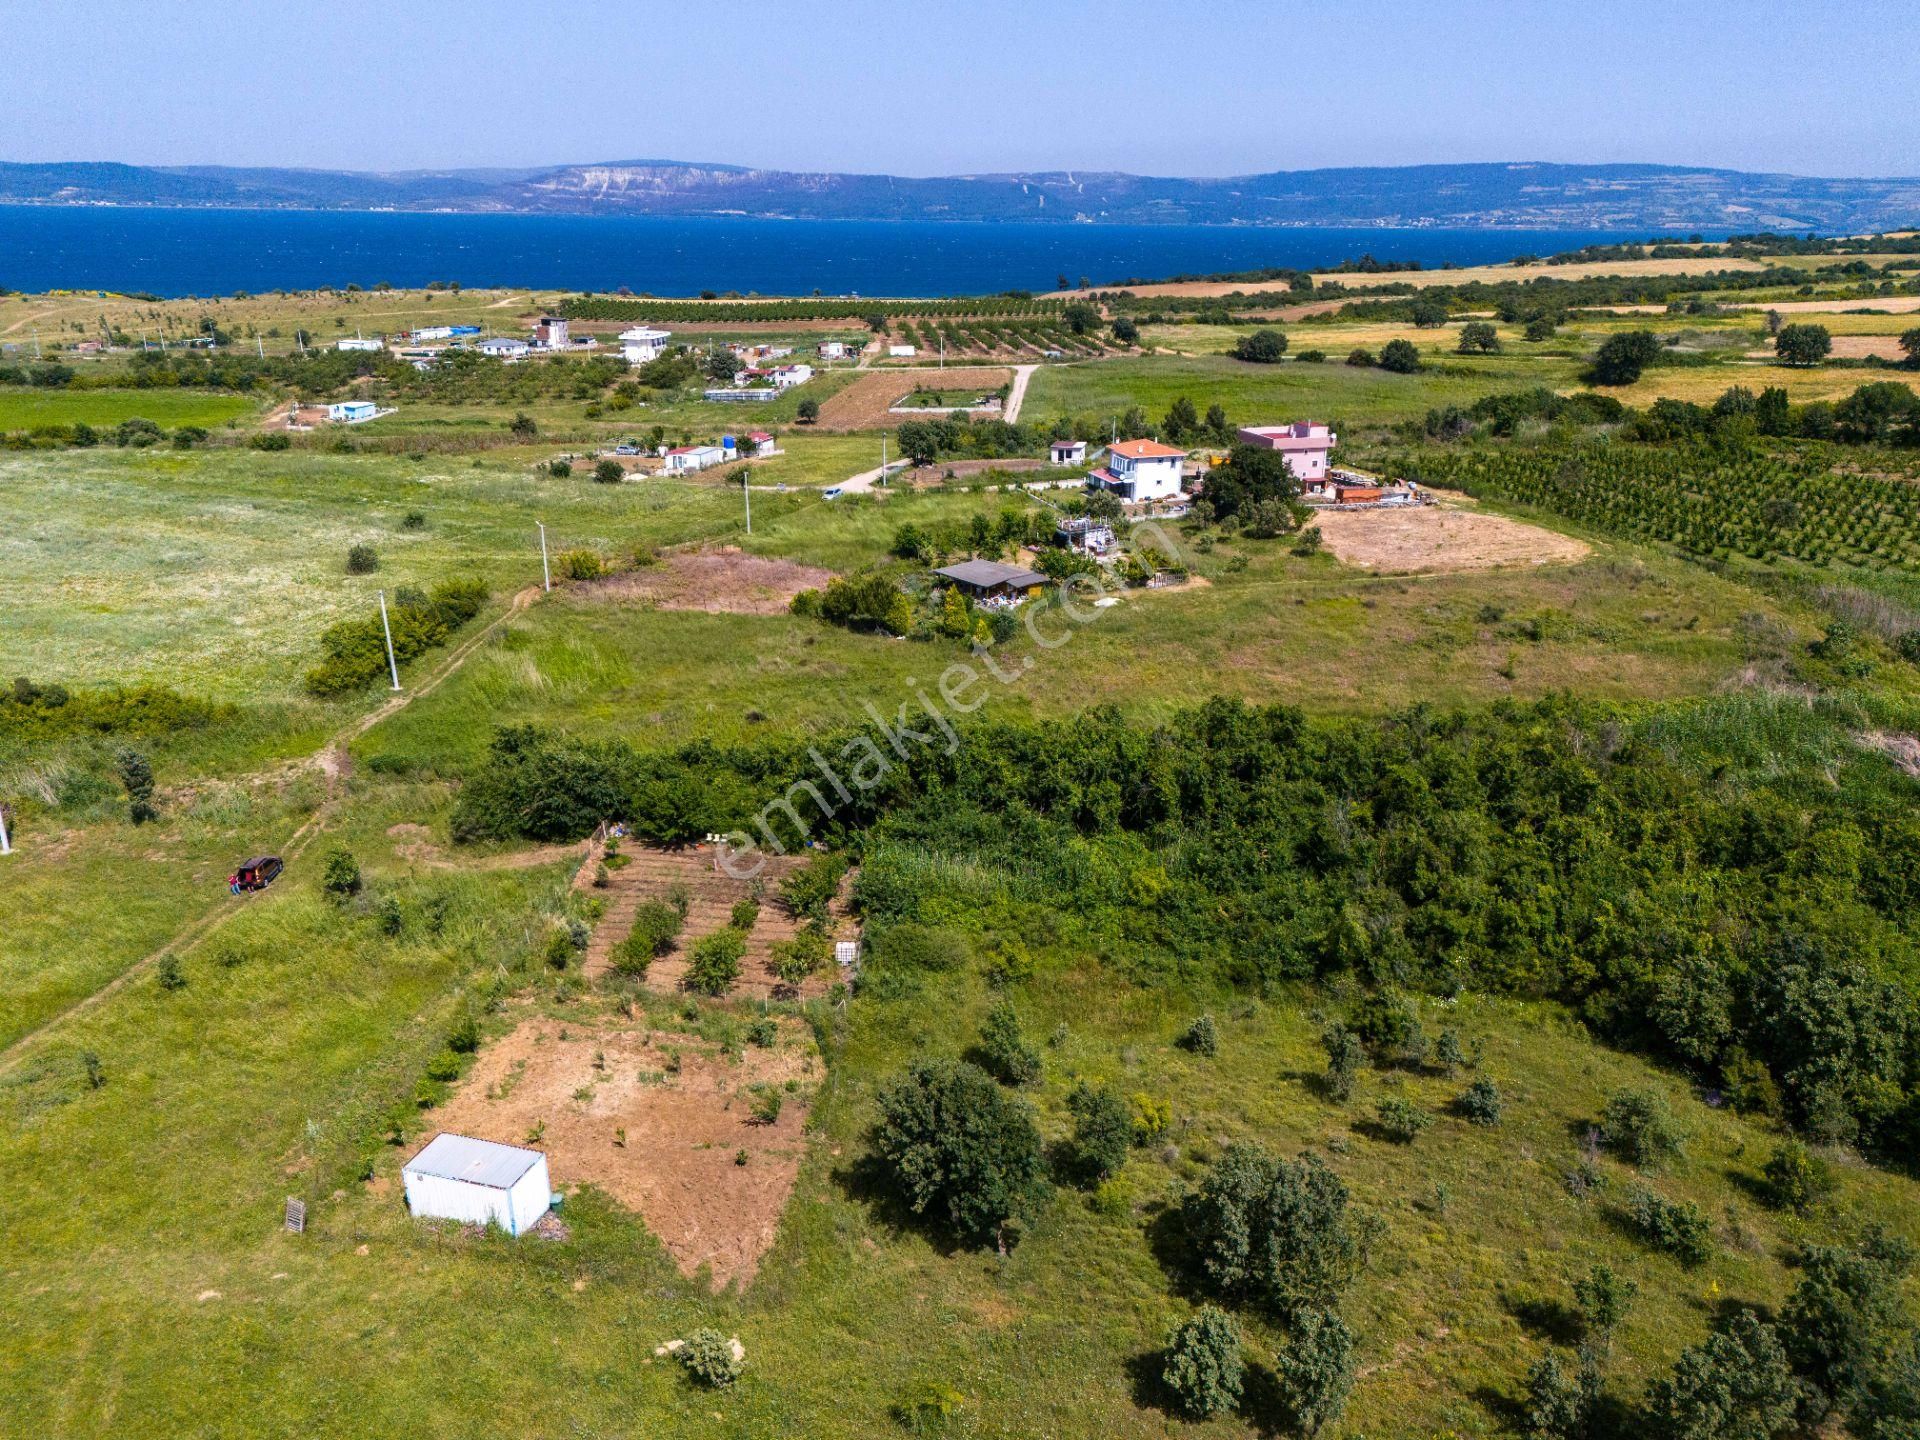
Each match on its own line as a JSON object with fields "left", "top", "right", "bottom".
{"left": 745, "top": 430, "right": 777, "bottom": 457}
{"left": 1237, "top": 422, "right": 1338, "bottom": 483}
{"left": 1088, "top": 439, "right": 1187, "bottom": 502}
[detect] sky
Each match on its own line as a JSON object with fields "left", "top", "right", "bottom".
{"left": 4, "top": 0, "right": 1917, "bottom": 178}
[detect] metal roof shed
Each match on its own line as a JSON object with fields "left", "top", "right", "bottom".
{"left": 402, "top": 1133, "right": 551, "bottom": 1236}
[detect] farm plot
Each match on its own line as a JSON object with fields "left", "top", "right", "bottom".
{"left": 590, "top": 546, "right": 834, "bottom": 615}
{"left": 1310, "top": 498, "right": 1591, "bottom": 572}
{"left": 579, "top": 843, "right": 856, "bottom": 1001}
{"left": 429, "top": 1009, "right": 820, "bottom": 1287}
{"left": 815, "top": 366, "right": 1013, "bottom": 429}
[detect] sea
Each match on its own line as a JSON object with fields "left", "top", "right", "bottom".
{"left": 0, "top": 205, "right": 1686, "bottom": 299}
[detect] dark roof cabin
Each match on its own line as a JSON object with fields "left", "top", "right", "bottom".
{"left": 934, "top": 559, "right": 1050, "bottom": 601}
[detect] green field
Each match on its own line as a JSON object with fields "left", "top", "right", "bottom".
{"left": 0, "top": 386, "right": 260, "bottom": 430}
{"left": 6, "top": 278, "right": 1920, "bottom": 1439}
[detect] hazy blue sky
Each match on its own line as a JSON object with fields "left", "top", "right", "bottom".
{"left": 5, "top": 0, "right": 1916, "bottom": 177}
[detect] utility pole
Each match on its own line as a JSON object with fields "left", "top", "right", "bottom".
{"left": 0, "top": 804, "right": 12, "bottom": 857}
{"left": 378, "top": 591, "right": 401, "bottom": 691}
{"left": 742, "top": 471, "right": 752, "bottom": 535}
{"left": 880, "top": 433, "right": 887, "bottom": 488}
{"left": 537, "top": 522, "right": 551, "bottom": 592}
{"left": 257, "top": 335, "right": 265, "bottom": 359}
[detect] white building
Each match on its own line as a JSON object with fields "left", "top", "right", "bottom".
{"left": 478, "top": 337, "right": 529, "bottom": 361}
{"left": 745, "top": 430, "right": 776, "bottom": 457}
{"left": 327, "top": 401, "right": 378, "bottom": 424}
{"left": 768, "top": 363, "right": 813, "bottom": 390}
{"left": 1050, "top": 439, "right": 1088, "bottom": 467}
{"left": 888, "top": 344, "right": 916, "bottom": 358}
{"left": 619, "top": 326, "right": 672, "bottom": 364}
{"left": 336, "top": 337, "right": 383, "bottom": 352}
{"left": 402, "top": 1133, "right": 551, "bottom": 1236}
{"left": 663, "top": 444, "right": 728, "bottom": 473}
{"left": 818, "top": 340, "right": 847, "bottom": 361}
{"left": 534, "top": 316, "right": 570, "bottom": 349}
{"left": 1237, "top": 421, "right": 1338, "bottom": 484}
{"left": 1089, "top": 439, "right": 1186, "bottom": 503}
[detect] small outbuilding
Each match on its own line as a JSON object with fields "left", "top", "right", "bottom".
{"left": 1050, "top": 439, "right": 1088, "bottom": 466}
{"left": 934, "top": 558, "right": 1051, "bottom": 603}
{"left": 403, "top": 1133, "right": 551, "bottom": 1236}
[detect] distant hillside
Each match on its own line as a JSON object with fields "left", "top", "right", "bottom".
{"left": 4, "top": 158, "right": 1919, "bottom": 231}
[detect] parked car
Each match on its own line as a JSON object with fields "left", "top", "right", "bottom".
{"left": 229, "top": 856, "right": 283, "bottom": 894}
{"left": 821, "top": 486, "right": 843, "bottom": 500}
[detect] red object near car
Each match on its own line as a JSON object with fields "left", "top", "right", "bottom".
{"left": 230, "top": 856, "right": 283, "bottom": 893}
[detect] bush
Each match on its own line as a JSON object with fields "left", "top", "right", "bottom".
{"left": 249, "top": 431, "right": 291, "bottom": 451}
{"left": 1066, "top": 1082, "right": 1131, "bottom": 1183}
{"left": 1458, "top": 1077, "right": 1503, "bottom": 1125}
{"left": 306, "top": 578, "right": 489, "bottom": 697}
{"left": 1352, "top": 989, "right": 1425, "bottom": 1066}
{"left": 1374, "top": 1095, "right": 1431, "bottom": 1144}
{"left": 872, "top": 1059, "right": 1047, "bottom": 1246}
{"left": 1644, "top": 1311, "right": 1795, "bottom": 1440}
{"left": 1232, "top": 329, "right": 1289, "bottom": 363}
{"left": 770, "top": 929, "right": 832, "bottom": 983}
{"left": 1523, "top": 1352, "right": 1597, "bottom": 1439}
{"left": 322, "top": 847, "right": 362, "bottom": 897}
{"left": 730, "top": 897, "right": 761, "bottom": 930}
{"left": 978, "top": 1001, "right": 1041, "bottom": 1085}
{"left": 1162, "top": 1305, "right": 1244, "bottom": 1418}
{"left": 1601, "top": 1088, "right": 1686, "bottom": 1170}
{"left": 685, "top": 929, "right": 746, "bottom": 995}
{"left": 448, "top": 1012, "right": 480, "bottom": 1054}
{"left": 1626, "top": 1188, "right": 1713, "bottom": 1266}
{"left": 780, "top": 852, "right": 847, "bottom": 921}
{"left": 155, "top": 953, "right": 187, "bottom": 992}
{"left": 592, "top": 458, "right": 624, "bottom": 484}
{"left": 542, "top": 928, "right": 574, "bottom": 970}
{"left": 746, "top": 1015, "right": 778, "bottom": 1048}
{"left": 548, "top": 459, "right": 572, "bottom": 478}
{"left": 1132, "top": 1092, "right": 1173, "bottom": 1143}
{"left": 1320, "top": 1020, "right": 1365, "bottom": 1100}
{"left": 676, "top": 1328, "right": 743, "bottom": 1388}
{"left": 1762, "top": 1139, "right": 1836, "bottom": 1214}
{"left": 1273, "top": 1307, "right": 1357, "bottom": 1436}
{"left": 1182, "top": 1013, "right": 1219, "bottom": 1057}
{"left": 1345, "top": 347, "right": 1376, "bottom": 367}
{"left": 400, "top": 510, "right": 426, "bottom": 530}
{"left": 1574, "top": 1263, "right": 1638, "bottom": 1348}
{"left": 1379, "top": 339, "right": 1422, "bottom": 373}
{"left": 117, "top": 747, "right": 157, "bottom": 824}
{"left": 867, "top": 922, "right": 970, "bottom": 972}
{"left": 1185, "top": 1145, "right": 1363, "bottom": 1319}
{"left": 346, "top": 543, "right": 379, "bottom": 575}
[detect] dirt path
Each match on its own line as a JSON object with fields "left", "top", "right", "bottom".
{"left": 837, "top": 458, "right": 913, "bottom": 494}
{"left": 1003, "top": 363, "right": 1039, "bottom": 424}
{"left": 0, "top": 585, "right": 543, "bottom": 1076}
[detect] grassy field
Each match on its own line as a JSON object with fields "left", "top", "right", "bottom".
{"left": 6, "top": 281, "right": 1920, "bottom": 1438}
{"left": 0, "top": 387, "right": 261, "bottom": 429}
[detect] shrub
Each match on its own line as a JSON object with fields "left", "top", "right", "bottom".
{"left": 1066, "top": 1082, "right": 1132, "bottom": 1184}
{"left": 547, "top": 459, "right": 571, "bottom": 478}
{"left": 978, "top": 1001, "right": 1041, "bottom": 1085}
{"left": 557, "top": 548, "right": 604, "bottom": 581}
{"left": 1379, "top": 338, "right": 1422, "bottom": 373}
{"left": 249, "top": 431, "right": 291, "bottom": 451}
{"left": 1574, "top": 1263, "right": 1638, "bottom": 1349}
{"left": 1644, "top": 1311, "right": 1795, "bottom": 1440}
{"left": 685, "top": 929, "right": 746, "bottom": 995}
{"left": 676, "top": 1328, "right": 743, "bottom": 1388}
{"left": 1458, "top": 1077, "right": 1503, "bottom": 1125}
{"left": 746, "top": 1015, "right": 778, "bottom": 1048}
{"left": 1762, "top": 1139, "right": 1836, "bottom": 1214}
{"left": 1273, "top": 1307, "right": 1357, "bottom": 1436}
{"left": 592, "top": 458, "right": 624, "bottom": 484}
{"left": 542, "top": 928, "right": 575, "bottom": 970}
{"left": 729, "top": 897, "right": 761, "bottom": 930}
{"left": 1352, "top": 989, "right": 1425, "bottom": 1066}
{"left": 770, "top": 929, "right": 832, "bottom": 983}
{"left": 1374, "top": 1096, "right": 1432, "bottom": 1144}
{"left": 1434, "top": 1027, "right": 1466, "bottom": 1075}
{"left": 1320, "top": 1021, "right": 1365, "bottom": 1101}
{"left": 1232, "top": 328, "right": 1289, "bottom": 363}
{"left": 117, "top": 747, "right": 157, "bottom": 824}
{"left": 1132, "top": 1092, "right": 1173, "bottom": 1142}
{"left": 1182, "top": 1013, "right": 1219, "bottom": 1057}
{"left": 322, "top": 847, "right": 362, "bottom": 897}
{"left": 1523, "top": 1352, "right": 1597, "bottom": 1439}
{"left": 400, "top": 510, "right": 426, "bottom": 530}
{"left": 1601, "top": 1088, "right": 1686, "bottom": 1170}
{"left": 1345, "top": 347, "right": 1376, "bottom": 367}
{"left": 1185, "top": 1145, "right": 1363, "bottom": 1319}
{"left": 155, "top": 954, "right": 186, "bottom": 992}
{"left": 624, "top": 899, "right": 684, "bottom": 960}
{"left": 1161, "top": 1305, "right": 1243, "bottom": 1418}
{"left": 306, "top": 578, "right": 489, "bottom": 698}
{"left": 873, "top": 1059, "right": 1047, "bottom": 1246}
{"left": 448, "top": 1011, "right": 480, "bottom": 1054}
{"left": 345, "top": 543, "right": 379, "bottom": 575}
{"left": 1626, "top": 1187, "right": 1713, "bottom": 1266}
{"left": 750, "top": 1088, "right": 784, "bottom": 1125}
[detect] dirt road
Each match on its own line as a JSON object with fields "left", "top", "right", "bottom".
{"left": 1003, "top": 363, "right": 1039, "bottom": 424}
{"left": 0, "top": 585, "right": 543, "bottom": 1075}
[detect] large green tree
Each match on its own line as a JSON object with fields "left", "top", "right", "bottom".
{"left": 872, "top": 1059, "right": 1047, "bottom": 1247}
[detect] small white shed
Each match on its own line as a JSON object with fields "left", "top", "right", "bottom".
{"left": 402, "top": 1133, "right": 551, "bottom": 1236}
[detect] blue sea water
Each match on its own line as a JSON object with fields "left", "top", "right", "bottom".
{"left": 0, "top": 205, "right": 1686, "bottom": 298}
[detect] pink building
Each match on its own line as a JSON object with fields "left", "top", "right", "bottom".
{"left": 1238, "top": 422, "right": 1337, "bottom": 483}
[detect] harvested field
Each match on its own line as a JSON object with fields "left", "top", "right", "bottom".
{"left": 578, "top": 843, "right": 856, "bottom": 1001}
{"left": 591, "top": 547, "right": 834, "bottom": 615}
{"left": 430, "top": 1011, "right": 819, "bottom": 1288}
{"left": 1310, "top": 500, "right": 1590, "bottom": 573}
{"left": 1744, "top": 335, "right": 1909, "bottom": 361}
{"left": 815, "top": 367, "right": 1012, "bottom": 430}
{"left": 1734, "top": 295, "right": 1920, "bottom": 315}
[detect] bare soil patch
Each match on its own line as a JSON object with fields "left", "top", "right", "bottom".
{"left": 386, "top": 822, "right": 586, "bottom": 872}
{"left": 815, "top": 367, "right": 1012, "bottom": 430}
{"left": 591, "top": 547, "right": 834, "bottom": 615}
{"left": 1858, "top": 731, "right": 1920, "bottom": 778}
{"left": 1311, "top": 500, "right": 1590, "bottom": 573}
{"left": 432, "top": 1012, "right": 819, "bottom": 1288}
{"left": 1744, "top": 335, "right": 1909, "bottom": 361}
